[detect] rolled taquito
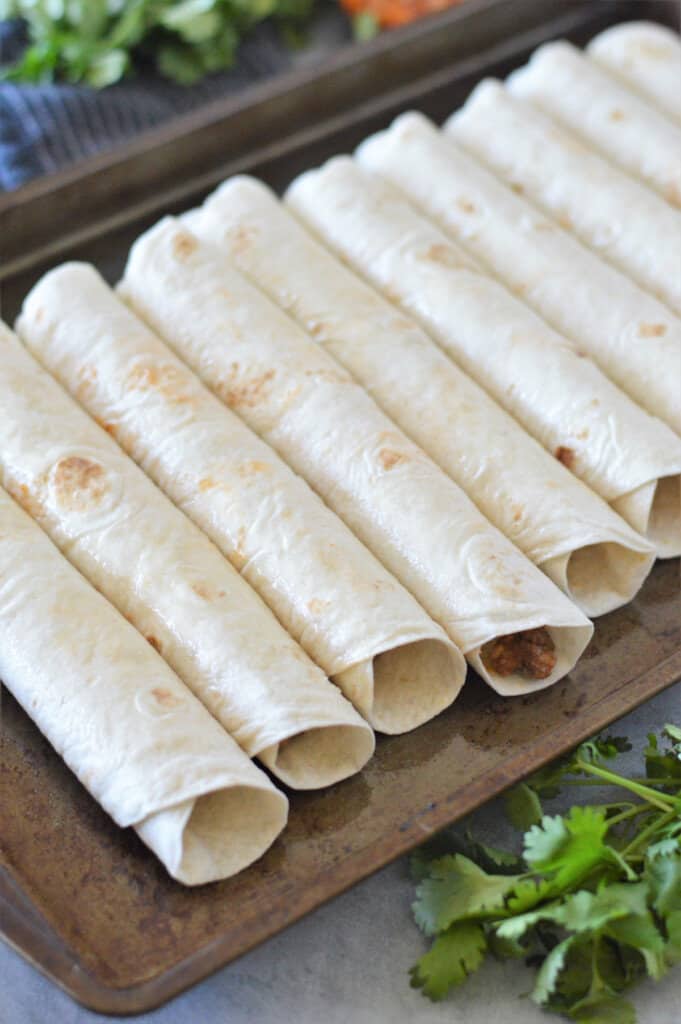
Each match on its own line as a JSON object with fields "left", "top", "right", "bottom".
{"left": 185, "top": 175, "right": 654, "bottom": 617}
{"left": 0, "top": 485, "right": 288, "bottom": 885}
{"left": 356, "top": 111, "right": 681, "bottom": 436}
{"left": 0, "top": 321, "right": 374, "bottom": 785}
{"left": 118, "top": 216, "right": 593, "bottom": 695}
{"left": 446, "top": 80, "right": 681, "bottom": 317}
{"left": 16, "top": 279, "right": 463, "bottom": 734}
{"left": 286, "top": 157, "right": 681, "bottom": 558}
{"left": 507, "top": 41, "right": 681, "bottom": 207}
{"left": 588, "top": 21, "right": 681, "bottom": 126}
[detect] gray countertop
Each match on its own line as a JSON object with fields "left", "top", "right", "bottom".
{"left": 2, "top": 682, "right": 679, "bottom": 1024}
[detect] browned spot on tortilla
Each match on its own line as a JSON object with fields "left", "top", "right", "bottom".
{"left": 7, "top": 481, "right": 44, "bottom": 519}
{"left": 232, "top": 526, "right": 248, "bottom": 570}
{"left": 378, "top": 448, "right": 410, "bottom": 471}
{"left": 304, "top": 368, "right": 348, "bottom": 384}
{"left": 511, "top": 183, "right": 524, "bottom": 195}
{"left": 146, "top": 635, "right": 162, "bottom": 652}
{"left": 609, "top": 108, "right": 625, "bottom": 121}
{"left": 94, "top": 416, "right": 117, "bottom": 437}
{"left": 555, "top": 446, "right": 575, "bottom": 469}
{"left": 75, "top": 365, "right": 100, "bottom": 401}
{"left": 191, "top": 581, "right": 215, "bottom": 601}
{"left": 51, "top": 457, "right": 109, "bottom": 510}
{"left": 420, "top": 243, "right": 465, "bottom": 269}
{"left": 172, "top": 232, "right": 198, "bottom": 261}
{"left": 199, "top": 477, "right": 217, "bottom": 492}
{"left": 639, "top": 40, "right": 669, "bottom": 59}
{"left": 392, "top": 316, "right": 416, "bottom": 332}
{"left": 223, "top": 369, "right": 275, "bottom": 408}
{"left": 127, "top": 360, "right": 194, "bottom": 404}
{"left": 533, "top": 221, "right": 555, "bottom": 233}
{"left": 511, "top": 505, "right": 523, "bottom": 523}
{"left": 237, "top": 460, "right": 271, "bottom": 477}
{"left": 457, "top": 197, "right": 476, "bottom": 213}
{"left": 307, "top": 598, "right": 329, "bottom": 614}
{"left": 78, "top": 364, "right": 97, "bottom": 384}
{"left": 577, "top": 427, "right": 590, "bottom": 440}
{"left": 665, "top": 183, "right": 681, "bottom": 207}
{"left": 481, "top": 627, "right": 556, "bottom": 680}
{"left": 231, "top": 224, "right": 259, "bottom": 252}
{"left": 575, "top": 350, "right": 588, "bottom": 358}
{"left": 557, "top": 213, "right": 573, "bottom": 231}
{"left": 639, "top": 322, "right": 668, "bottom": 338}
{"left": 151, "top": 687, "right": 183, "bottom": 709}
{"left": 308, "top": 320, "right": 328, "bottom": 338}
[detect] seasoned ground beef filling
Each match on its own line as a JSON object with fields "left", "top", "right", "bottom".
{"left": 481, "top": 627, "right": 557, "bottom": 680}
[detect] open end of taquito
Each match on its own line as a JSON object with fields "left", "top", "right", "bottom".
{"left": 333, "top": 637, "right": 466, "bottom": 734}
{"left": 136, "top": 784, "right": 288, "bottom": 885}
{"left": 469, "top": 622, "right": 593, "bottom": 697}
{"left": 541, "top": 541, "right": 655, "bottom": 618}
{"left": 612, "top": 475, "right": 681, "bottom": 559}
{"left": 258, "top": 722, "right": 375, "bottom": 790}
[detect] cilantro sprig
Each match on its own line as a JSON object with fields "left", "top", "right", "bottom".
{"left": 410, "top": 725, "right": 681, "bottom": 1021}
{"left": 0, "top": 0, "right": 315, "bottom": 86}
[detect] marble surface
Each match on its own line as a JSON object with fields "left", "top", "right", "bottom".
{"left": 2, "top": 682, "right": 680, "bottom": 1024}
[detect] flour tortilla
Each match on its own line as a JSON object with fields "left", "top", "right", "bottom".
{"left": 508, "top": 40, "right": 681, "bottom": 207}
{"left": 1, "top": 320, "right": 374, "bottom": 785}
{"left": 286, "top": 157, "right": 681, "bottom": 559}
{"left": 185, "top": 175, "right": 654, "bottom": 617}
{"left": 16, "top": 275, "right": 462, "bottom": 734}
{"left": 446, "top": 79, "right": 681, "bottom": 317}
{"left": 588, "top": 21, "right": 681, "bottom": 126}
{"left": 356, "top": 111, "right": 681, "bottom": 436}
{"left": 119, "top": 216, "right": 593, "bottom": 696}
{"left": 0, "top": 484, "right": 288, "bottom": 885}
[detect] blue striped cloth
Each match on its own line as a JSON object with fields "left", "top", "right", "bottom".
{"left": 0, "top": 16, "right": 345, "bottom": 191}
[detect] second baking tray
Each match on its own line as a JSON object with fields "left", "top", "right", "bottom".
{"left": 1, "top": 0, "right": 680, "bottom": 1014}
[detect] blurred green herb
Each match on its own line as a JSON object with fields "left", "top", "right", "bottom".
{"left": 351, "top": 10, "right": 378, "bottom": 41}
{"left": 0, "top": 0, "right": 316, "bottom": 86}
{"left": 410, "top": 725, "right": 681, "bottom": 1021}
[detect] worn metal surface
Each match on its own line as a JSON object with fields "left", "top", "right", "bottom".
{"left": 0, "top": 0, "right": 668, "bottom": 288}
{"left": 2, "top": 560, "right": 680, "bottom": 1013}
{"left": 1, "top": 0, "right": 679, "bottom": 1014}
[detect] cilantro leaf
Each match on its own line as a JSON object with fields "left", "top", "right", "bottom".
{"left": 409, "top": 724, "right": 681, "bottom": 1020}
{"left": 1, "top": 0, "right": 318, "bottom": 85}
{"left": 524, "top": 807, "right": 633, "bottom": 888}
{"left": 505, "top": 781, "right": 543, "bottom": 830}
{"left": 409, "top": 921, "right": 487, "bottom": 1000}
{"left": 532, "top": 935, "right": 575, "bottom": 1005}
{"left": 570, "top": 993, "right": 637, "bottom": 1024}
{"left": 646, "top": 849, "right": 681, "bottom": 917}
{"left": 665, "top": 911, "right": 681, "bottom": 963}
{"left": 412, "top": 854, "right": 519, "bottom": 935}
{"left": 664, "top": 724, "right": 681, "bottom": 746}
{"left": 644, "top": 730, "right": 681, "bottom": 788}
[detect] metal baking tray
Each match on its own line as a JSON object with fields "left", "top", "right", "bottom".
{"left": 1, "top": 0, "right": 679, "bottom": 1013}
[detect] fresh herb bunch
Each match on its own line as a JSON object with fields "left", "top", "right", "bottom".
{"left": 0, "top": 0, "right": 315, "bottom": 86}
{"left": 410, "top": 725, "right": 681, "bottom": 1022}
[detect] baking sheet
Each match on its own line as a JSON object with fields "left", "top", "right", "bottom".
{"left": 1, "top": 0, "right": 679, "bottom": 1013}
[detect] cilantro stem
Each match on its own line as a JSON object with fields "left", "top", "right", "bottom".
{"left": 605, "top": 804, "right": 655, "bottom": 828}
{"left": 559, "top": 777, "right": 679, "bottom": 787}
{"left": 620, "top": 808, "right": 678, "bottom": 857}
{"left": 574, "top": 759, "right": 675, "bottom": 811}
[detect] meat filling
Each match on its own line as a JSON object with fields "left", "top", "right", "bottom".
{"left": 480, "top": 627, "right": 557, "bottom": 680}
